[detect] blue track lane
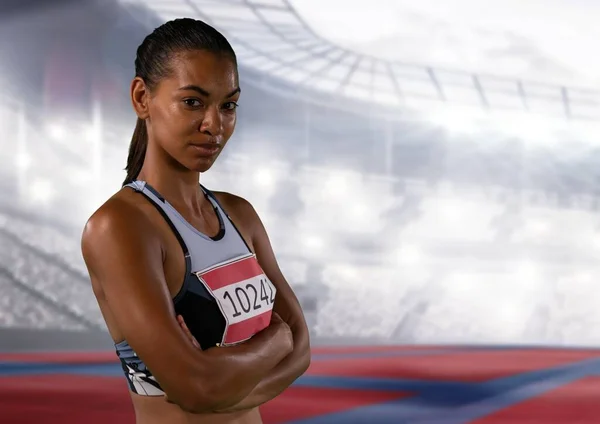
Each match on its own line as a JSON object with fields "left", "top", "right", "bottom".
{"left": 2, "top": 347, "right": 600, "bottom": 423}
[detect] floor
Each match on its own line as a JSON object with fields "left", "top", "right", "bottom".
{"left": 1, "top": 345, "right": 600, "bottom": 423}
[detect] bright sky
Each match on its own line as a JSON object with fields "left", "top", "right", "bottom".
{"left": 290, "top": 0, "right": 600, "bottom": 87}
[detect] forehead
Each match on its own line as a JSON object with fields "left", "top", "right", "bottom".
{"left": 164, "top": 50, "right": 238, "bottom": 94}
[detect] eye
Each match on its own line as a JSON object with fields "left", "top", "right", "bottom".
{"left": 223, "top": 102, "right": 239, "bottom": 111}
{"left": 183, "top": 99, "right": 202, "bottom": 108}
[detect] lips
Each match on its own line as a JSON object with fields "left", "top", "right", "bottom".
{"left": 190, "top": 143, "right": 220, "bottom": 157}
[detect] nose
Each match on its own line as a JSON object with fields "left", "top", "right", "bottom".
{"left": 198, "top": 105, "right": 223, "bottom": 137}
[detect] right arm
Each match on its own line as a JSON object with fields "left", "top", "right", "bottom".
{"left": 81, "top": 199, "right": 292, "bottom": 413}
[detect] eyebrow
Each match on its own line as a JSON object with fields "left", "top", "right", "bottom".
{"left": 178, "top": 85, "right": 241, "bottom": 98}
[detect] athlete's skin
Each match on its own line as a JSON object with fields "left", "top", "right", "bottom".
{"left": 81, "top": 50, "right": 311, "bottom": 424}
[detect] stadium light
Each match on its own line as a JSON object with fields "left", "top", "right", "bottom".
{"left": 427, "top": 106, "right": 574, "bottom": 146}
{"left": 70, "top": 168, "right": 93, "bottom": 186}
{"left": 490, "top": 112, "right": 559, "bottom": 145}
{"left": 253, "top": 168, "right": 274, "bottom": 188}
{"left": 495, "top": 302, "right": 529, "bottom": 336}
{"left": 348, "top": 202, "right": 369, "bottom": 222}
{"left": 323, "top": 169, "right": 365, "bottom": 200}
{"left": 570, "top": 121, "right": 600, "bottom": 146}
{"left": 324, "top": 172, "right": 349, "bottom": 197}
{"left": 15, "top": 152, "right": 31, "bottom": 170}
{"left": 513, "top": 260, "right": 542, "bottom": 294}
{"left": 84, "top": 125, "right": 99, "bottom": 142}
{"left": 438, "top": 199, "right": 465, "bottom": 223}
{"left": 29, "top": 178, "right": 54, "bottom": 204}
{"left": 48, "top": 123, "right": 66, "bottom": 139}
{"left": 335, "top": 264, "right": 357, "bottom": 280}
{"left": 526, "top": 220, "right": 549, "bottom": 237}
{"left": 303, "top": 234, "right": 324, "bottom": 251}
{"left": 395, "top": 244, "right": 423, "bottom": 265}
{"left": 575, "top": 272, "right": 593, "bottom": 284}
{"left": 428, "top": 105, "right": 486, "bottom": 135}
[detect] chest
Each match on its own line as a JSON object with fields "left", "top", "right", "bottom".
{"left": 157, "top": 212, "right": 274, "bottom": 349}
{"left": 177, "top": 253, "right": 277, "bottom": 348}
{"left": 160, "top": 208, "right": 254, "bottom": 297}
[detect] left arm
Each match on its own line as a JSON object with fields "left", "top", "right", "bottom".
{"left": 216, "top": 199, "right": 312, "bottom": 412}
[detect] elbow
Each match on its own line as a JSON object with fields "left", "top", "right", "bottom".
{"left": 180, "top": 378, "right": 244, "bottom": 414}
{"left": 289, "top": 338, "right": 311, "bottom": 382}
{"left": 177, "top": 391, "right": 221, "bottom": 414}
{"left": 169, "top": 380, "right": 224, "bottom": 414}
{"left": 172, "top": 390, "right": 213, "bottom": 415}
{"left": 295, "top": 327, "right": 311, "bottom": 377}
{"left": 298, "top": 348, "right": 311, "bottom": 376}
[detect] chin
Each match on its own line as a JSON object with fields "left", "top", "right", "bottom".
{"left": 189, "top": 158, "right": 217, "bottom": 174}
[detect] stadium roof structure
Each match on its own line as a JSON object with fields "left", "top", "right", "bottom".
{"left": 125, "top": 1, "right": 600, "bottom": 121}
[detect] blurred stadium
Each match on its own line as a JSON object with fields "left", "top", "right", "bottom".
{"left": 2, "top": 1, "right": 600, "bottom": 422}
{"left": 2, "top": 0, "right": 600, "bottom": 348}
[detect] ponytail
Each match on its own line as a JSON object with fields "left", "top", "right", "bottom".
{"left": 123, "top": 118, "right": 148, "bottom": 186}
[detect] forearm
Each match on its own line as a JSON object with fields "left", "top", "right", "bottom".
{"left": 200, "top": 324, "right": 293, "bottom": 410}
{"left": 220, "top": 349, "right": 310, "bottom": 412}
{"left": 214, "top": 325, "right": 311, "bottom": 412}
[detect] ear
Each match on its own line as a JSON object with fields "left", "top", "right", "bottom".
{"left": 130, "top": 77, "right": 150, "bottom": 120}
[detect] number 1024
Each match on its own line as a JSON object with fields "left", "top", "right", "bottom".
{"left": 223, "top": 278, "right": 275, "bottom": 317}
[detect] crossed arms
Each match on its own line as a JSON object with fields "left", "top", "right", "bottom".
{"left": 81, "top": 195, "right": 311, "bottom": 414}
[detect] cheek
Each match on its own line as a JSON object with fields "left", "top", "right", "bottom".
{"left": 156, "top": 104, "right": 198, "bottom": 136}
{"left": 223, "top": 113, "right": 237, "bottom": 137}
{"left": 151, "top": 103, "right": 175, "bottom": 130}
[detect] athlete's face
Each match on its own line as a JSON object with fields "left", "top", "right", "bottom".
{"left": 146, "top": 50, "right": 240, "bottom": 173}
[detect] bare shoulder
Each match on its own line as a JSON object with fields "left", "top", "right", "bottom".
{"left": 211, "top": 190, "right": 253, "bottom": 210}
{"left": 83, "top": 189, "right": 144, "bottom": 237}
{"left": 210, "top": 191, "right": 261, "bottom": 245}
{"left": 211, "top": 191, "right": 257, "bottom": 220}
{"left": 81, "top": 188, "right": 160, "bottom": 261}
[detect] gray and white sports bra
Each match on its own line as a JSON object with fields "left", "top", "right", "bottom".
{"left": 115, "top": 181, "right": 277, "bottom": 396}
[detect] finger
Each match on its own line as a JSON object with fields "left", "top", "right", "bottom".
{"left": 177, "top": 315, "right": 201, "bottom": 348}
{"left": 178, "top": 315, "right": 193, "bottom": 335}
{"left": 177, "top": 314, "right": 192, "bottom": 336}
{"left": 179, "top": 317, "right": 195, "bottom": 337}
{"left": 177, "top": 314, "right": 188, "bottom": 329}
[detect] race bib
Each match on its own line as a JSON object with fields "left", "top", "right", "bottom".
{"left": 195, "top": 254, "right": 276, "bottom": 346}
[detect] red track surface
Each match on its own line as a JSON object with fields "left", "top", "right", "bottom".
{"left": 0, "top": 375, "right": 134, "bottom": 424}
{"left": 2, "top": 346, "right": 600, "bottom": 423}
{"left": 307, "top": 349, "right": 600, "bottom": 382}
{"left": 260, "top": 387, "right": 411, "bottom": 423}
{"left": 472, "top": 377, "right": 600, "bottom": 424}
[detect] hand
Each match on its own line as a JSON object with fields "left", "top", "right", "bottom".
{"left": 269, "top": 312, "right": 293, "bottom": 353}
{"left": 270, "top": 311, "right": 285, "bottom": 326}
{"left": 177, "top": 314, "right": 201, "bottom": 349}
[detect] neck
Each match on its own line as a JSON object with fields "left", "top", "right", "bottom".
{"left": 136, "top": 146, "right": 203, "bottom": 209}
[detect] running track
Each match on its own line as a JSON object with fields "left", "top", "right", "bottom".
{"left": 1, "top": 345, "right": 599, "bottom": 423}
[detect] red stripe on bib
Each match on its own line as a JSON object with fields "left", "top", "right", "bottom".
{"left": 196, "top": 254, "right": 277, "bottom": 346}
{"left": 201, "top": 256, "right": 263, "bottom": 291}
{"left": 223, "top": 309, "right": 272, "bottom": 345}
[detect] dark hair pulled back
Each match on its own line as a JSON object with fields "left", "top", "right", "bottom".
{"left": 123, "top": 18, "right": 237, "bottom": 185}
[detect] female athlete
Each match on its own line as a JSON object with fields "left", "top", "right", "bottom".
{"left": 81, "top": 18, "right": 311, "bottom": 424}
